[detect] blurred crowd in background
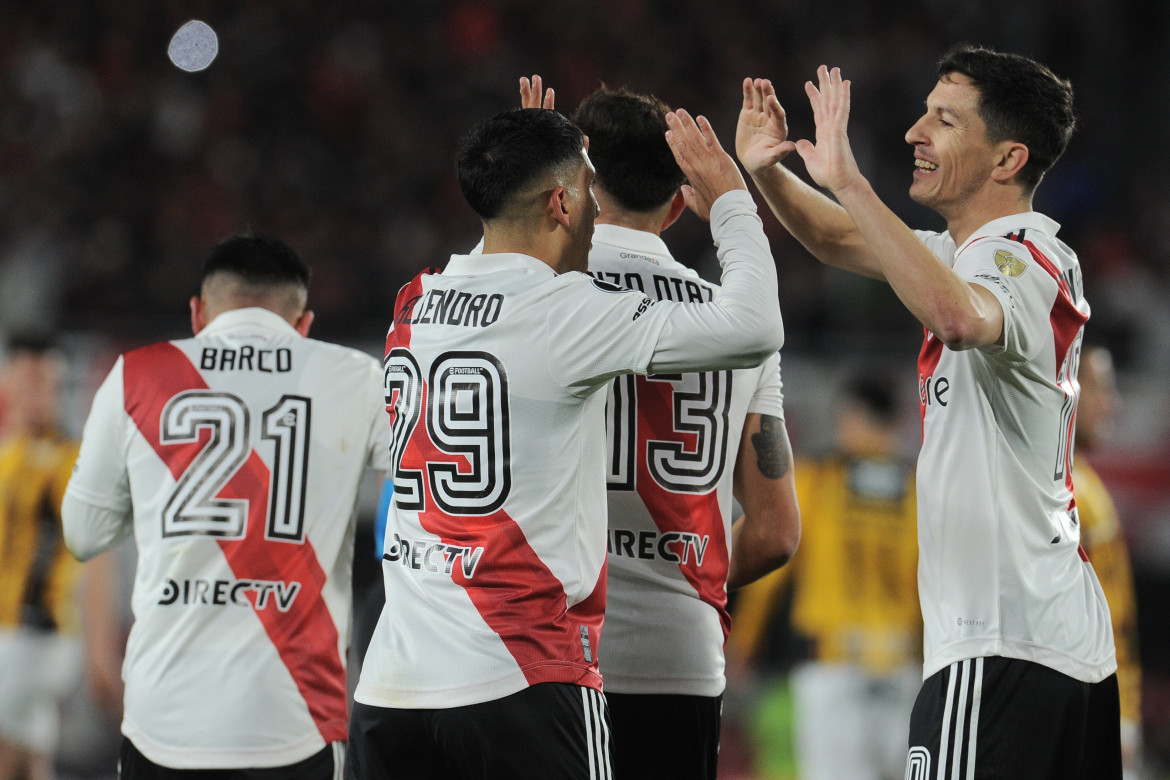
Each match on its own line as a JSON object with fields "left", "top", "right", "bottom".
{"left": 1, "top": 0, "right": 1168, "bottom": 777}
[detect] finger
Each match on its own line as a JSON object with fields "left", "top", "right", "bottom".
{"left": 742, "top": 77, "right": 754, "bottom": 111}
{"left": 793, "top": 138, "right": 815, "bottom": 162}
{"left": 696, "top": 114, "right": 722, "bottom": 150}
{"left": 543, "top": 87, "right": 555, "bottom": 110}
{"left": 532, "top": 74, "right": 543, "bottom": 98}
{"left": 519, "top": 76, "right": 531, "bottom": 104}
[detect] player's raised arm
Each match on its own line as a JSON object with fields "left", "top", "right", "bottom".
{"left": 736, "top": 76, "right": 880, "bottom": 278}
{"left": 647, "top": 109, "right": 782, "bottom": 372}
{"left": 797, "top": 66, "right": 1003, "bottom": 350}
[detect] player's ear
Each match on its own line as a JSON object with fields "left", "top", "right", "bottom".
{"left": 293, "top": 309, "right": 314, "bottom": 337}
{"left": 548, "top": 186, "right": 571, "bottom": 230}
{"left": 660, "top": 189, "right": 688, "bottom": 232}
{"left": 190, "top": 296, "right": 207, "bottom": 335}
{"left": 992, "top": 141, "right": 1029, "bottom": 184}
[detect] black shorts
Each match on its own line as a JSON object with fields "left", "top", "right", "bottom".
{"left": 906, "top": 656, "right": 1121, "bottom": 780}
{"left": 346, "top": 683, "right": 613, "bottom": 780}
{"left": 118, "top": 737, "right": 342, "bottom": 779}
{"left": 605, "top": 692, "right": 721, "bottom": 780}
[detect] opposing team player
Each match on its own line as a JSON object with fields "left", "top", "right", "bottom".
{"left": 62, "top": 233, "right": 390, "bottom": 778}
{"left": 349, "top": 107, "right": 782, "bottom": 779}
{"left": 736, "top": 45, "right": 1119, "bottom": 777}
{"left": 564, "top": 85, "right": 800, "bottom": 779}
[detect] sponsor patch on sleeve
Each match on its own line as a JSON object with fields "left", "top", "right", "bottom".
{"left": 994, "top": 249, "right": 1027, "bottom": 277}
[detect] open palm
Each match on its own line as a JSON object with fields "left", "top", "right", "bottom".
{"left": 735, "top": 78, "right": 795, "bottom": 176}
{"left": 793, "top": 66, "right": 863, "bottom": 195}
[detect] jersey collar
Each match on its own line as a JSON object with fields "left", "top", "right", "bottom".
{"left": 592, "top": 224, "right": 673, "bottom": 260}
{"left": 956, "top": 211, "right": 1061, "bottom": 254}
{"left": 199, "top": 307, "right": 301, "bottom": 338}
{"left": 443, "top": 252, "right": 557, "bottom": 278}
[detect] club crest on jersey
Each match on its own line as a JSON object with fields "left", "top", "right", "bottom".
{"left": 994, "top": 249, "right": 1027, "bottom": 277}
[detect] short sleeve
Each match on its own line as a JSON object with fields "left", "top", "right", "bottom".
{"left": 746, "top": 352, "right": 785, "bottom": 421}
{"left": 953, "top": 238, "right": 1058, "bottom": 361}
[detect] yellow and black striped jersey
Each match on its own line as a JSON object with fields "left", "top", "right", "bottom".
{"left": 732, "top": 454, "right": 920, "bottom": 673}
{"left": 0, "top": 432, "right": 81, "bottom": 633}
{"left": 1074, "top": 458, "right": 1140, "bottom": 726}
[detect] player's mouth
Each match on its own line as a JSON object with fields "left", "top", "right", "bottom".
{"left": 914, "top": 158, "right": 938, "bottom": 174}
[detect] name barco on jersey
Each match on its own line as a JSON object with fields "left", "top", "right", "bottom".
{"left": 383, "top": 532, "right": 484, "bottom": 579}
{"left": 608, "top": 528, "right": 710, "bottom": 565}
{"left": 158, "top": 577, "right": 301, "bottom": 611}
{"left": 395, "top": 289, "right": 504, "bottom": 328}
{"left": 588, "top": 270, "right": 715, "bottom": 304}
{"left": 200, "top": 347, "right": 292, "bottom": 373}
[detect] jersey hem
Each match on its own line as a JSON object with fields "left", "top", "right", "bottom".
{"left": 354, "top": 663, "right": 603, "bottom": 710}
{"left": 922, "top": 639, "right": 1117, "bottom": 684}
{"left": 599, "top": 672, "right": 724, "bottom": 697}
{"left": 121, "top": 720, "right": 326, "bottom": 769}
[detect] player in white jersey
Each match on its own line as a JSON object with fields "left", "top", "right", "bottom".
{"left": 559, "top": 85, "right": 800, "bottom": 780}
{"left": 62, "top": 233, "right": 390, "bottom": 778}
{"left": 736, "top": 44, "right": 1120, "bottom": 778}
{"left": 349, "top": 106, "right": 782, "bottom": 779}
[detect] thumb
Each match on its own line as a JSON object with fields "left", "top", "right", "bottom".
{"left": 793, "top": 139, "right": 816, "bottom": 162}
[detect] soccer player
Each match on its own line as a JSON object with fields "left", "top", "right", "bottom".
{"left": 0, "top": 335, "right": 87, "bottom": 779}
{"left": 561, "top": 84, "right": 800, "bottom": 780}
{"left": 62, "top": 233, "right": 391, "bottom": 778}
{"left": 1073, "top": 345, "right": 1142, "bottom": 775}
{"left": 349, "top": 107, "right": 782, "bottom": 779}
{"left": 736, "top": 45, "right": 1119, "bottom": 777}
{"left": 732, "top": 373, "right": 919, "bottom": 780}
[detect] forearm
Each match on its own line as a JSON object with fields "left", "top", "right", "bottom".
{"left": 834, "top": 177, "right": 1001, "bottom": 348}
{"left": 727, "top": 513, "right": 797, "bottom": 590}
{"left": 649, "top": 191, "right": 782, "bottom": 373}
{"left": 751, "top": 163, "right": 883, "bottom": 279}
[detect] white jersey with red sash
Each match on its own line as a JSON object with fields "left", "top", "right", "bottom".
{"left": 913, "top": 212, "right": 1115, "bottom": 684}
{"left": 354, "top": 190, "right": 781, "bottom": 710}
{"left": 586, "top": 224, "right": 784, "bottom": 696}
{"left": 63, "top": 308, "right": 389, "bottom": 768}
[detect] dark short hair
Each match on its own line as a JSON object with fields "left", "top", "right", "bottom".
{"left": 571, "top": 86, "right": 685, "bottom": 212}
{"left": 937, "top": 43, "right": 1075, "bottom": 192}
{"left": 842, "top": 374, "right": 898, "bottom": 425}
{"left": 6, "top": 331, "right": 59, "bottom": 357}
{"left": 456, "top": 108, "right": 586, "bottom": 221}
{"left": 201, "top": 232, "right": 311, "bottom": 291}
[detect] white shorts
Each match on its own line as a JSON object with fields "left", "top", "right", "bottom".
{"left": 790, "top": 660, "right": 920, "bottom": 780}
{"left": 0, "top": 628, "right": 83, "bottom": 753}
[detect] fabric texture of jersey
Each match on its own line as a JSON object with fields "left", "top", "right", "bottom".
{"left": 0, "top": 432, "right": 81, "bottom": 633}
{"left": 732, "top": 453, "right": 920, "bottom": 673}
{"left": 1073, "top": 458, "right": 1140, "bottom": 728}
{"left": 62, "top": 307, "right": 390, "bottom": 769}
{"left": 912, "top": 212, "right": 1115, "bottom": 683}
{"left": 586, "top": 223, "right": 784, "bottom": 697}
{"left": 355, "top": 190, "right": 780, "bottom": 710}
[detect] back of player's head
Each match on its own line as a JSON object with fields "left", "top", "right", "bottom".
{"left": 937, "top": 43, "right": 1075, "bottom": 192}
{"left": 200, "top": 231, "right": 310, "bottom": 316}
{"left": 571, "top": 86, "right": 685, "bottom": 212}
{"left": 5, "top": 331, "right": 61, "bottom": 361}
{"left": 456, "top": 108, "right": 586, "bottom": 222}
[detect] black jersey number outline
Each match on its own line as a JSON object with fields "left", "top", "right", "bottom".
{"left": 605, "top": 370, "right": 732, "bottom": 493}
{"left": 384, "top": 348, "right": 512, "bottom": 515}
{"left": 161, "top": 391, "right": 312, "bottom": 541}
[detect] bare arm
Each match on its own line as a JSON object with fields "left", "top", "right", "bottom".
{"left": 737, "top": 77, "right": 882, "bottom": 279}
{"left": 792, "top": 67, "right": 1003, "bottom": 349}
{"left": 727, "top": 413, "right": 800, "bottom": 590}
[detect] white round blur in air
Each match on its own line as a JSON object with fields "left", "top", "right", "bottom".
{"left": 168, "top": 20, "right": 219, "bottom": 72}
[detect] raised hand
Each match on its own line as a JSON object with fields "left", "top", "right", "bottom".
{"left": 735, "top": 77, "right": 795, "bottom": 176}
{"left": 665, "top": 108, "right": 748, "bottom": 222}
{"left": 791, "top": 66, "right": 864, "bottom": 195}
{"left": 519, "top": 74, "right": 555, "bottom": 110}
